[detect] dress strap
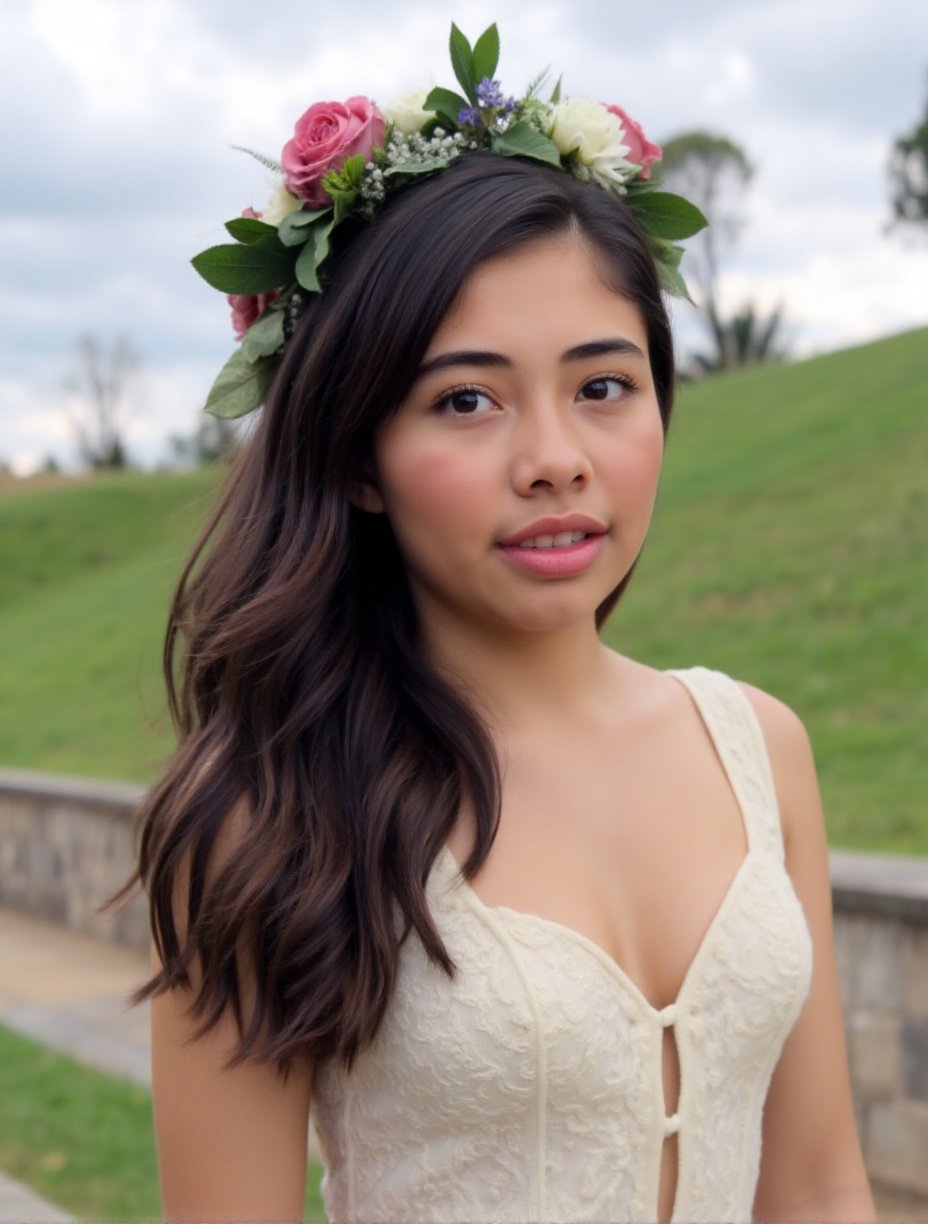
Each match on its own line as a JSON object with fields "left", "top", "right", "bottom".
{"left": 666, "top": 667, "right": 785, "bottom": 860}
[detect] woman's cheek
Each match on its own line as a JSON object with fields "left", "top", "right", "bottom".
{"left": 611, "top": 421, "right": 664, "bottom": 508}
{"left": 379, "top": 438, "right": 492, "bottom": 547}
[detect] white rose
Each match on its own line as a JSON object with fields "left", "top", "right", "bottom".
{"left": 550, "top": 97, "right": 634, "bottom": 188}
{"left": 382, "top": 88, "right": 432, "bottom": 135}
{"left": 263, "top": 183, "right": 301, "bottom": 226}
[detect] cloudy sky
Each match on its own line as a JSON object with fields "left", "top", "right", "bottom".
{"left": 1, "top": 0, "right": 925, "bottom": 473}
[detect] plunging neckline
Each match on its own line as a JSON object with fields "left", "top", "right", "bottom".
{"left": 438, "top": 844, "right": 756, "bottom": 1019}
{"left": 437, "top": 668, "right": 758, "bottom": 1019}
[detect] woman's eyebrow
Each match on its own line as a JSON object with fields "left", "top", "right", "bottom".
{"left": 415, "top": 337, "right": 646, "bottom": 379}
{"left": 415, "top": 350, "right": 510, "bottom": 378}
{"left": 563, "top": 338, "right": 646, "bottom": 362}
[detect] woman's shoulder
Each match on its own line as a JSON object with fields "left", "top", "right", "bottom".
{"left": 668, "top": 664, "right": 819, "bottom": 848}
{"left": 614, "top": 655, "right": 819, "bottom": 836}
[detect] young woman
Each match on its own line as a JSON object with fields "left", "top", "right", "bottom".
{"left": 111, "top": 31, "right": 876, "bottom": 1224}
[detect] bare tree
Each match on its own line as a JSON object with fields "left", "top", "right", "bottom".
{"left": 168, "top": 413, "right": 242, "bottom": 467}
{"left": 658, "top": 131, "right": 754, "bottom": 316}
{"left": 657, "top": 131, "right": 790, "bottom": 375}
{"left": 64, "top": 334, "right": 140, "bottom": 470}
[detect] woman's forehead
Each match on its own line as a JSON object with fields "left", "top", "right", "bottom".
{"left": 423, "top": 235, "right": 649, "bottom": 360}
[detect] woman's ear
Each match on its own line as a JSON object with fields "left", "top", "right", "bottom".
{"left": 348, "top": 461, "right": 386, "bottom": 514}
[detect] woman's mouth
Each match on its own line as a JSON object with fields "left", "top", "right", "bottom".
{"left": 496, "top": 531, "right": 605, "bottom": 576}
{"left": 515, "top": 530, "right": 590, "bottom": 549}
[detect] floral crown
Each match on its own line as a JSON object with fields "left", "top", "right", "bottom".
{"left": 193, "top": 22, "right": 707, "bottom": 419}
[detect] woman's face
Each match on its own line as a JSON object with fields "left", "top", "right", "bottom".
{"left": 353, "top": 233, "right": 666, "bottom": 640}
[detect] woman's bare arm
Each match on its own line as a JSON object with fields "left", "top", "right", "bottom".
{"left": 741, "top": 683, "right": 876, "bottom": 1223}
{"left": 150, "top": 807, "right": 313, "bottom": 1223}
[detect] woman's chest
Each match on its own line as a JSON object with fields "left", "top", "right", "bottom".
{"left": 445, "top": 714, "right": 752, "bottom": 1011}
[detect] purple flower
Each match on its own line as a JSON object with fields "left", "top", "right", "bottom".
{"left": 458, "top": 106, "right": 480, "bottom": 126}
{"left": 475, "top": 77, "right": 517, "bottom": 115}
{"left": 476, "top": 77, "right": 504, "bottom": 107}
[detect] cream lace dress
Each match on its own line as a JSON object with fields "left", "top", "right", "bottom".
{"left": 311, "top": 667, "right": 814, "bottom": 1222}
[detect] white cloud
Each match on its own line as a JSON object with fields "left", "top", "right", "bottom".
{"left": 717, "top": 244, "right": 928, "bottom": 357}
{"left": 2, "top": 0, "right": 927, "bottom": 474}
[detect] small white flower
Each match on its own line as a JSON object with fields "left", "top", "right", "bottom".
{"left": 382, "top": 88, "right": 432, "bottom": 135}
{"left": 549, "top": 97, "right": 635, "bottom": 188}
{"left": 263, "top": 183, "right": 301, "bottom": 226}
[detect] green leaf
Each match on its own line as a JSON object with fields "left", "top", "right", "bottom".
{"left": 472, "top": 23, "right": 500, "bottom": 83}
{"left": 424, "top": 86, "right": 469, "bottom": 127}
{"left": 312, "top": 215, "right": 335, "bottom": 266}
{"left": 549, "top": 74, "right": 563, "bottom": 104}
{"left": 295, "top": 241, "right": 321, "bottom": 292}
{"left": 224, "top": 217, "right": 278, "bottom": 244}
{"left": 278, "top": 207, "right": 331, "bottom": 247}
{"left": 331, "top": 190, "right": 357, "bottom": 223}
{"left": 323, "top": 154, "right": 366, "bottom": 193}
{"left": 629, "top": 191, "right": 709, "bottom": 240}
{"left": 230, "top": 144, "right": 282, "bottom": 174}
{"left": 383, "top": 157, "right": 450, "bottom": 178}
{"left": 449, "top": 22, "right": 477, "bottom": 104}
{"left": 204, "top": 347, "right": 273, "bottom": 419}
{"left": 523, "top": 67, "right": 551, "bottom": 100}
{"left": 491, "top": 120, "right": 562, "bottom": 167}
{"left": 649, "top": 237, "right": 685, "bottom": 270}
{"left": 294, "top": 216, "right": 336, "bottom": 292}
{"left": 241, "top": 307, "right": 286, "bottom": 363}
{"left": 191, "top": 241, "right": 294, "bottom": 294}
{"left": 657, "top": 261, "right": 694, "bottom": 303}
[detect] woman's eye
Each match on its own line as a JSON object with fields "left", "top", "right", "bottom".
{"left": 434, "top": 386, "right": 496, "bottom": 416}
{"left": 579, "top": 376, "right": 633, "bottom": 403}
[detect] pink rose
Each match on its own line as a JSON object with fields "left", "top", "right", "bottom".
{"left": 603, "top": 104, "right": 662, "bottom": 180}
{"left": 228, "top": 290, "right": 279, "bottom": 341}
{"left": 281, "top": 96, "right": 386, "bottom": 207}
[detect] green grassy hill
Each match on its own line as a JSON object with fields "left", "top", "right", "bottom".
{"left": 0, "top": 466, "right": 222, "bottom": 782}
{"left": 605, "top": 326, "right": 927, "bottom": 851}
{"left": 1, "top": 326, "right": 925, "bottom": 851}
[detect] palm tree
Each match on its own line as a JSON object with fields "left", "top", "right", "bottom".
{"left": 689, "top": 300, "right": 789, "bottom": 376}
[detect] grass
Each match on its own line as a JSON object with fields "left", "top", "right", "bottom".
{"left": 0, "top": 1022, "right": 327, "bottom": 1222}
{"left": 0, "top": 466, "right": 222, "bottom": 781}
{"left": 603, "top": 326, "right": 928, "bottom": 851}
{"left": 0, "top": 326, "right": 925, "bottom": 850}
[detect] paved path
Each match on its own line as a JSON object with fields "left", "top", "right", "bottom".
{"left": 1, "top": 903, "right": 926, "bottom": 1222}
{"left": 0, "top": 905, "right": 149, "bottom": 1223}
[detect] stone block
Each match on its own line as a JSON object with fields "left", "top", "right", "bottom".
{"left": 866, "top": 1099, "right": 928, "bottom": 1197}
{"left": 902, "top": 926, "right": 928, "bottom": 1019}
{"left": 855, "top": 916, "right": 904, "bottom": 1010}
{"left": 902, "top": 1018, "right": 928, "bottom": 1102}
{"left": 833, "top": 913, "right": 855, "bottom": 1008}
{"left": 848, "top": 1012, "right": 901, "bottom": 1099}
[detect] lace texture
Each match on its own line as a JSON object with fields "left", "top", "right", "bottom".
{"left": 311, "top": 668, "right": 813, "bottom": 1222}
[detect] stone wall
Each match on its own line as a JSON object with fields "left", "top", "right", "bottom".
{"left": 831, "top": 850, "right": 928, "bottom": 1199}
{"left": 0, "top": 767, "right": 147, "bottom": 951}
{"left": 1, "top": 767, "right": 927, "bottom": 1200}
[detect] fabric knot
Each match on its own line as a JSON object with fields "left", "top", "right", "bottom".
{"left": 663, "top": 1113, "right": 681, "bottom": 1137}
{"left": 658, "top": 1003, "right": 678, "bottom": 1027}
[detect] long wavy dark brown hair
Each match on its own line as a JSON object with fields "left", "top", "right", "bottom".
{"left": 104, "top": 153, "right": 676, "bottom": 1078}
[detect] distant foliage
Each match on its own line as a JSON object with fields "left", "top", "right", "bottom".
{"left": 688, "top": 301, "right": 789, "bottom": 376}
{"left": 658, "top": 131, "right": 754, "bottom": 313}
{"left": 168, "top": 415, "right": 243, "bottom": 466}
{"left": 656, "top": 131, "right": 787, "bottom": 375}
{"left": 888, "top": 77, "right": 928, "bottom": 229}
{"left": 64, "top": 334, "right": 140, "bottom": 470}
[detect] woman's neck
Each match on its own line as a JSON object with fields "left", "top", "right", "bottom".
{"left": 418, "top": 608, "right": 626, "bottom": 738}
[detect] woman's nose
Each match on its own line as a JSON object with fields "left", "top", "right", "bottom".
{"left": 509, "top": 405, "right": 593, "bottom": 495}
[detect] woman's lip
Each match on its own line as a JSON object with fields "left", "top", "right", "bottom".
{"left": 496, "top": 533, "right": 605, "bottom": 577}
{"left": 498, "top": 515, "right": 608, "bottom": 547}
